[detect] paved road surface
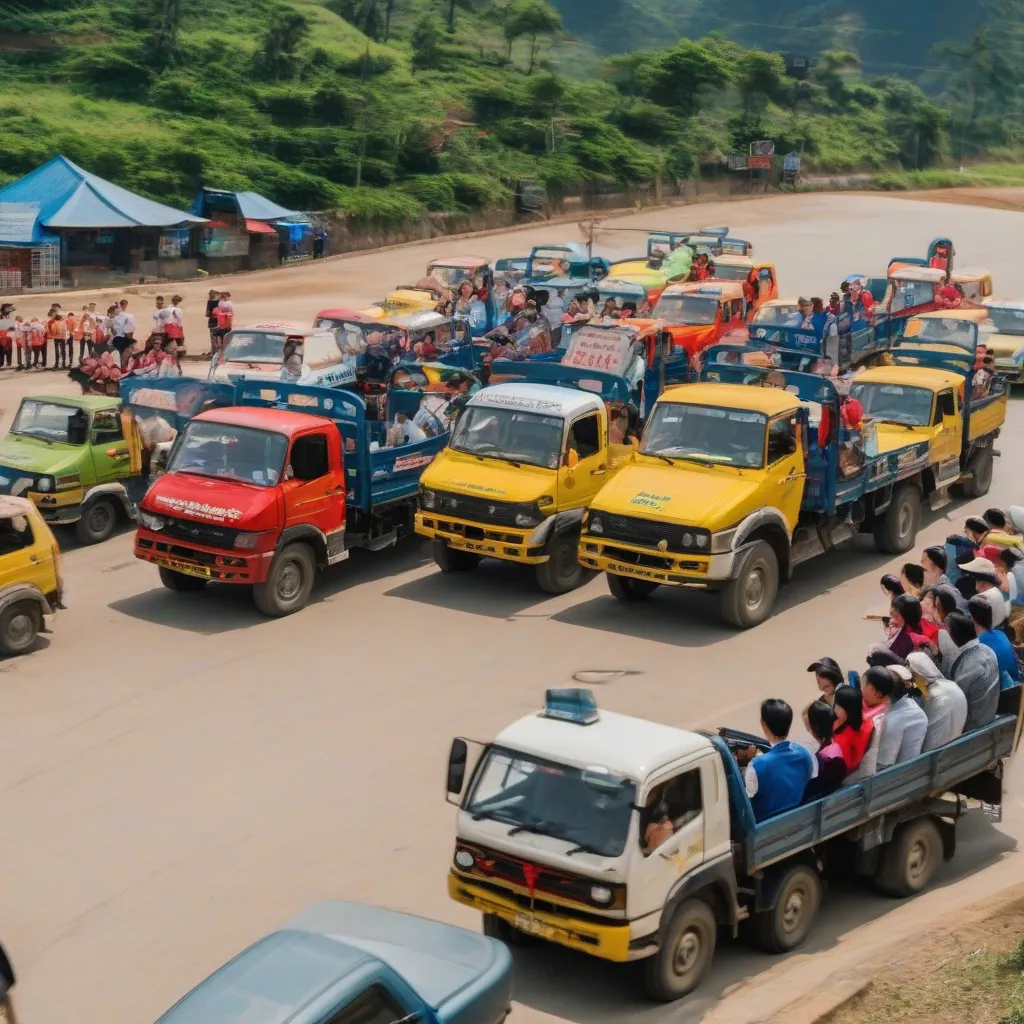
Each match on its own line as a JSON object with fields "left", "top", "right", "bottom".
{"left": 0, "top": 193, "right": 1022, "bottom": 1024}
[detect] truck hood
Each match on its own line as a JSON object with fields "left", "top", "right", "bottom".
{"left": 422, "top": 449, "right": 554, "bottom": 504}
{"left": 590, "top": 461, "right": 764, "bottom": 532}
{"left": 285, "top": 901, "right": 510, "bottom": 1012}
{"left": 987, "top": 330, "right": 1024, "bottom": 360}
{"left": 141, "top": 472, "right": 281, "bottom": 529}
{"left": 0, "top": 434, "right": 83, "bottom": 477}
{"left": 873, "top": 424, "right": 933, "bottom": 454}
{"left": 665, "top": 323, "right": 724, "bottom": 351}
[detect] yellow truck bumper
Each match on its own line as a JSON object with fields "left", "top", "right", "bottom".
{"left": 578, "top": 532, "right": 735, "bottom": 587}
{"left": 416, "top": 512, "right": 547, "bottom": 565}
{"left": 448, "top": 872, "right": 632, "bottom": 962}
{"left": 32, "top": 486, "right": 86, "bottom": 524}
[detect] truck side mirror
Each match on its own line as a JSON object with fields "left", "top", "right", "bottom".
{"left": 447, "top": 738, "right": 468, "bottom": 796}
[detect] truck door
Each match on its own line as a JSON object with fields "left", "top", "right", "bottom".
{"left": 283, "top": 429, "right": 345, "bottom": 534}
{"left": 629, "top": 765, "right": 707, "bottom": 921}
{"left": 767, "top": 412, "right": 803, "bottom": 531}
{"left": 558, "top": 411, "right": 606, "bottom": 508}
{"left": 930, "top": 387, "right": 961, "bottom": 466}
{"left": 90, "top": 408, "right": 131, "bottom": 482}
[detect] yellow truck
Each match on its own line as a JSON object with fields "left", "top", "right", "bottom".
{"left": 578, "top": 325, "right": 1005, "bottom": 627}
{"left": 416, "top": 360, "right": 640, "bottom": 594}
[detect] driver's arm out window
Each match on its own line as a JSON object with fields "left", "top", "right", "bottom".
{"left": 767, "top": 414, "right": 797, "bottom": 464}
{"left": 569, "top": 413, "right": 601, "bottom": 460}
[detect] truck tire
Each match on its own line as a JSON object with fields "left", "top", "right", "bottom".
{"left": 751, "top": 864, "right": 821, "bottom": 954}
{"left": 954, "top": 446, "right": 993, "bottom": 499}
{"left": 719, "top": 540, "right": 778, "bottom": 629}
{"left": 536, "top": 530, "right": 588, "bottom": 595}
{"left": 432, "top": 539, "right": 480, "bottom": 573}
{"left": 607, "top": 573, "right": 659, "bottom": 601}
{"left": 644, "top": 898, "right": 717, "bottom": 1002}
{"left": 159, "top": 566, "right": 208, "bottom": 592}
{"left": 873, "top": 817, "right": 943, "bottom": 898}
{"left": 872, "top": 482, "right": 920, "bottom": 554}
{"left": 253, "top": 543, "right": 315, "bottom": 617}
{"left": 0, "top": 601, "right": 41, "bottom": 656}
{"left": 75, "top": 498, "right": 117, "bottom": 545}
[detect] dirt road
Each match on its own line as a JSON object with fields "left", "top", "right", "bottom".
{"left": 0, "top": 192, "right": 1021, "bottom": 1024}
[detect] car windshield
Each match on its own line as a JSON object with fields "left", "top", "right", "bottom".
{"left": 427, "top": 264, "right": 473, "bottom": 287}
{"left": 753, "top": 304, "right": 799, "bottom": 324}
{"left": 10, "top": 400, "right": 85, "bottom": 444}
{"left": 451, "top": 405, "right": 564, "bottom": 469}
{"left": 223, "top": 331, "right": 289, "bottom": 364}
{"left": 988, "top": 307, "right": 1024, "bottom": 336}
{"left": 466, "top": 747, "right": 636, "bottom": 858}
{"left": 530, "top": 249, "right": 573, "bottom": 277}
{"left": 850, "top": 382, "right": 933, "bottom": 427}
{"left": 712, "top": 264, "right": 750, "bottom": 281}
{"left": 167, "top": 421, "right": 288, "bottom": 487}
{"left": 651, "top": 294, "right": 718, "bottom": 325}
{"left": 641, "top": 403, "right": 767, "bottom": 467}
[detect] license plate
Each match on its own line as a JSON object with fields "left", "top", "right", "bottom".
{"left": 156, "top": 558, "right": 212, "bottom": 579}
{"left": 514, "top": 913, "right": 557, "bottom": 940}
{"left": 461, "top": 540, "right": 498, "bottom": 554}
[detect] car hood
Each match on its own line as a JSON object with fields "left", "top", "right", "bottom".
{"left": 590, "top": 460, "right": 764, "bottom": 531}
{"left": 285, "top": 901, "right": 510, "bottom": 1012}
{"left": 0, "top": 435, "right": 83, "bottom": 478}
{"left": 141, "top": 472, "right": 281, "bottom": 530}
{"left": 422, "top": 449, "right": 554, "bottom": 504}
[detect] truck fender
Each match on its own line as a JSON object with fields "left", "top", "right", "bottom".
{"left": 82, "top": 482, "right": 133, "bottom": 519}
{"left": 755, "top": 853, "right": 819, "bottom": 913}
{"left": 662, "top": 853, "right": 740, "bottom": 936}
{"left": 278, "top": 524, "right": 329, "bottom": 567}
{"left": 0, "top": 584, "right": 52, "bottom": 618}
{"left": 527, "top": 507, "right": 584, "bottom": 549}
{"left": 733, "top": 508, "right": 792, "bottom": 580}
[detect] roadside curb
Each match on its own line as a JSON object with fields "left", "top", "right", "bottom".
{"left": 770, "top": 978, "right": 871, "bottom": 1024}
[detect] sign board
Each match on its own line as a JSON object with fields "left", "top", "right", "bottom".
{"left": 747, "top": 155, "right": 773, "bottom": 170}
{"left": 0, "top": 203, "right": 40, "bottom": 244}
{"left": 783, "top": 152, "right": 802, "bottom": 173}
{"left": 749, "top": 140, "right": 775, "bottom": 157}
{"left": 727, "top": 154, "right": 748, "bottom": 171}
{"left": 563, "top": 326, "right": 633, "bottom": 376}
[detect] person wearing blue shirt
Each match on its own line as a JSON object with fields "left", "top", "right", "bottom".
{"left": 968, "top": 594, "right": 1021, "bottom": 685}
{"left": 741, "top": 699, "right": 816, "bottom": 821}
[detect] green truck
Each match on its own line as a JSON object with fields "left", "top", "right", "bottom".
{"left": 0, "top": 395, "right": 143, "bottom": 545}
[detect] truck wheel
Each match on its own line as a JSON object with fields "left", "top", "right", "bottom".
{"left": 752, "top": 864, "right": 821, "bottom": 954}
{"left": 159, "top": 566, "right": 208, "bottom": 592}
{"left": 75, "top": 498, "right": 117, "bottom": 545}
{"left": 873, "top": 817, "right": 943, "bottom": 898}
{"left": 644, "top": 898, "right": 717, "bottom": 1001}
{"left": 607, "top": 573, "right": 659, "bottom": 601}
{"left": 0, "top": 601, "right": 41, "bottom": 656}
{"left": 872, "top": 483, "right": 919, "bottom": 554}
{"left": 253, "top": 543, "right": 315, "bottom": 617}
{"left": 719, "top": 541, "right": 778, "bottom": 629}
{"left": 536, "top": 531, "right": 588, "bottom": 595}
{"left": 955, "top": 446, "right": 993, "bottom": 499}
{"left": 432, "top": 539, "right": 480, "bottom": 572}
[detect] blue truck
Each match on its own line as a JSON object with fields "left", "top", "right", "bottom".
{"left": 155, "top": 901, "right": 513, "bottom": 1024}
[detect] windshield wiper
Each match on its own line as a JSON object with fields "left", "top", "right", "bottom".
{"left": 643, "top": 453, "right": 677, "bottom": 467}
{"left": 471, "top": 808, "right": 509, "bottom": 824}
{"left": 565, "top": 841, "right": 605, "bottom": 857}
{"left": 507, "top": 820, "right": 559, "bottom": 838}
{"left": 876, "top": 419, "right": 918, "bottom": 430}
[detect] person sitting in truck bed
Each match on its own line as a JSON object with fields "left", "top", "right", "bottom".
{"left": 802, "top": 699, "right": 848, "bottom": 801}
{"left": 878, "top": 594, "right": 929, "bottom": 660}
{"left": 740, "top": 699, "right": 816, "bottom": 821}
{"left": 906, "top": 651, "right": 968, "bottom": 752}
{"left": 968, "top": 594, "right": 1021, "bottom": 685}
{"left": 832, "top": 685, "right": 875, "bottom": 776}
{"left": 862, "top": 665, "right": 927, "bottom": 770}
{"left": 807, "top": 657, "right": 844, "bottom": 708}
{"left": 939, "top": 611, "right": 1000, "bottom": 731}
{"left": 981, "top": 508, "right": 1024, "bottom": 551}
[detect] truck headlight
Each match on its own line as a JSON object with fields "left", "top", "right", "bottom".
{"left": 454, "top": 848, "right": 475, "bottom": 869}
{"left": 34, "top": 476, "right": 55, "bottom": 493}
{"left": 234, "top": 531, "right": 271, "bottom": 550}
{"left": 139, "top": 511, "right": 165, "bottom": 531}
{"left": 710, "top": 527, "right": 737, "bottom": 554}
{"left": 589, "top": 515, "right": 604, "bottom": 535}
{"left": 515, "top": 511, "right": 540, "bottom": 527}
{"left": 590, "top": 886, "right": 613, "bottom": 904}
{"left": 421, "top": 488, "right": 437, "bottom": 510}
{"left": 537, "top": 495, "right": 554, "bottom": 508}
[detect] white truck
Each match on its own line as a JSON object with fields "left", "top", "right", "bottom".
{"left": 445, "top": 689, "right": 1020, "bottom": 1002}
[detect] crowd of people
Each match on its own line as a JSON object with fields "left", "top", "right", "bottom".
{"left": 737, "top": 505, "right": 1024, "bottom": 822}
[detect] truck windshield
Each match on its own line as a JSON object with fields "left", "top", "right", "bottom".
{"left": 712, "top": 264, "right": 749, "bottom": 282}
{"left": 988, "top": 308, "right": 1024, "bottom": 336}
{"left": 167, "top": 421, "right": 288, "bottom": 487}
{"left": 451, "top": 406, "right": 563, "bottom": 470}
{"left": 849, "top": 382, "right": 934, "bottom": 427}
{"left": 651, "top": 294, "right": 718, "bottom": 325}
{"left": 907, "top": 318, "right": 976, "bottom": 350}
{"left": 467, "top": 747, "right": 636, "bottom": 857}
{"left": 10, "top": 400, "right": 85, "bottom": 445}
{"left": 223, "top": 331, "right": 289, "bottom": 364}
{"left": 641, "top": 403, "right": 767, "bottom": 467}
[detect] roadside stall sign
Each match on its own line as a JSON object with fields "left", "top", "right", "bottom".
{"left": 747, "top": 155, "right": 772, "bottom": 170}
{"left": 563, "top": 326, "right": 632, "bottom": 376}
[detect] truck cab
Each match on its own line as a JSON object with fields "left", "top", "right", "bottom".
{"left": 984, "top": 299, "right": 1024, "bottom": 382}
{"left": 214, "top": 323, "right": 356, "bottom": 390}
{"left": 416, "top": 365, "right": 637, "bottom": 594}
{"left": 155, "top": 900, "right": 512, "bottom": 1024}
{"left": 649, "top": 282, "right": 750, "bottom": 358}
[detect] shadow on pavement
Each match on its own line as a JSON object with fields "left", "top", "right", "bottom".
{"left": 53, "top": 520, "right": 134, "bottom": 555}
{"left": 511, "top": 815, "right": 1016, "bottom": 1024}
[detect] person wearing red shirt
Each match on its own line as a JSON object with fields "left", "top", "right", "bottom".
{"left": 937, "top": 281, "right": 962, "bottom": 308}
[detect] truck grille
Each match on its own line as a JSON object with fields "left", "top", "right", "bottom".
{"left": 159, "top": 515, "right": 240, "bottom": 549}
{"left": 590, "top": 511, "right": 702, "bottom": 553}
{"left": 432, "top": 490, "right": 528, "bottom": 528}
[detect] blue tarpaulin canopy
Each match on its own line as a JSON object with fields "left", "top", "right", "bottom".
{"left": 0, "top": 155, "right": 205, "bottom": 244}
{"left": 191, "top": 187, "right": 299, "bottom": 223}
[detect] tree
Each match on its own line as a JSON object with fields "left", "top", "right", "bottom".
{"left": 330, "top": 0, "right": 383, "bottom": 40}
{"left": 150, "top": 0, "right": 183, "bottom": 63}
{"left": 411, "top": 15, "right": 443, "bottom": 70}
{"left": 635, "top": 40, "right": 732, "bottom": 116}
{"left": 254, "top": 6, "right": 311, "bottom": 80}
{"left": 811, "top": 49, "right": 860, "bottom": 107}
{"left": 502, "top": 0, "right": 561, "bottom": 74}
{"left": 737, "top": 50, "right": 787, "bottom": 114}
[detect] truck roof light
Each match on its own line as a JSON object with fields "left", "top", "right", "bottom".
{"left": 541, "top": 688, "right": 599, "bottom": 725}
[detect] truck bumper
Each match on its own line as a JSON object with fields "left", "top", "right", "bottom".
{"left": 134, "top": 527, "right": 273, "bottom": 584}
{"left": 416, "top": 513, "right": 547, "bottom": 564}
{"left": 33, "top": 487, "right": 86, "bottom": 526}
{"left": 995, "top": 360, "right": 1022, "bottom": 384}
{"left": 578, "top": 532, "right": 737, "bottom": 587}
{"left": 448, "top": 872, "right": 633, "bottom": 962}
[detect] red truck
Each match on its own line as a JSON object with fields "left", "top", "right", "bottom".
{"left": 133, "top": 379, "right": 446, "bottom": 616}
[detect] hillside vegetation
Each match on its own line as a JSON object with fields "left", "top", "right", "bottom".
{"left": 0, "top": 0, "right": 1020, "bottom": 222}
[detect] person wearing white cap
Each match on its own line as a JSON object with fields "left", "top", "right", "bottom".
{"left": 959, "top": 555, "right": 1007, "bottom": 620}
{"left": 906, "top": 651, "right": 968, "bottom": 751}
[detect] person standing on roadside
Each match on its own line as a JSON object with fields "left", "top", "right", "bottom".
{"left": 212, "top": 291, "right": 233, "bottom": 356}
{"left": 29, "top": 316, "right": 47, "bottom": 368}
{"left": 0, "top": 304, "right": 14, "bottom": 371}
{"left": 113, "top": 298, "right": 135, "bottom": 356}
{"left": 165, "top": 294, "right": 186, "bottom": 370}
{"left": 205, "top": 288, "right": 219, "bottom": 356}
{"left": 47, "top": 310, "right": 70, "bottom": 370}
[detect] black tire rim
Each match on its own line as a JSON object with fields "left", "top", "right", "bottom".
{"left": 5, "top": 611, "right": 35, "bottom": 650}
{"left": 276, "top": 559, "right": 305, "bottom": 604}
{"left": 89, "top": 503, "right": 113, "bottom": 536}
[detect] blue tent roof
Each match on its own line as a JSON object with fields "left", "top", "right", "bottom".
{"left": 0, "top": 155, "right": 206, "bottom": 238}
{"left": 191, "top": 187, "right": 298, "bottom": 222}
